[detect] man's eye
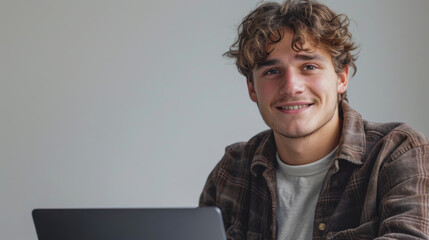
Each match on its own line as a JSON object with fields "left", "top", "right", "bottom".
{"left": 265, "top": 69, "right": 280, "bottom": 75}
{"left": 303, "top": 65, "right": 317, "bottom": 71}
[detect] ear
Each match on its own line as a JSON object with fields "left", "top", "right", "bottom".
{"left": 247, "top": 78, "right": 258, "bottom": 103}
{"left": 337, "top": 65, "right": 349, "bottom": 94}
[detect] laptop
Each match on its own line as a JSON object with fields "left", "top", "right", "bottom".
{"left": 32, "top": 207, "right": 226, "bottom": 240}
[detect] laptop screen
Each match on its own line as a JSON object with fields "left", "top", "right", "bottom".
{"left": 32, "top": 207, "right": 226, "bottom": 240}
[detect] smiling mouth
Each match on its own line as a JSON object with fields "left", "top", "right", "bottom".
{"left": 279, "top": 104, "right": 311, "bottom": 110}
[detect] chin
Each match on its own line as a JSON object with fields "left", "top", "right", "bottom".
{"left": 275, "top": 128, "right": 313, "bottom": 139}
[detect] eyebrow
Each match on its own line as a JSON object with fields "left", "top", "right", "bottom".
{"left": 294, "top": 53, "right": 326, "bottom": 62}
{"left": 255, "top": 53, "right": 327, "bottom": 70}
{"left": 255, "top": 59, "right": 280, "bottom": 70}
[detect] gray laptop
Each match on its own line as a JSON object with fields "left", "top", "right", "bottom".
{"left": 32, "top": 207, "right": 226, "bottom": 240}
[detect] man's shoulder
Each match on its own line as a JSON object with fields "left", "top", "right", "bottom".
{"left": 362, "top": 120, "right": 429, "bottom": 162}
{"left": 341, "top": 101, "right": 428, "bottom": 152}
{"left": 363, "top": 120, "right": 428, "bottom": 146}
{"left": 213, "top": 130, "right": 274, "bottom": 175}
{"left": 225, "top": 129, "right": 273, "bottom": 154}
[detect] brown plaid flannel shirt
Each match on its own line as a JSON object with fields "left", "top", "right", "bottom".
{"left": 199, "top": 101, "right": 429, "bottom": 240}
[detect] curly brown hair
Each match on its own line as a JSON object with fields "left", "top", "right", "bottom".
{"left": 225, "top": 0, "right": 358, "bottom": 101}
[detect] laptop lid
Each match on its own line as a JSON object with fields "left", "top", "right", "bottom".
{"left": 32, "top": 207, "right": 226, "bottom": 240}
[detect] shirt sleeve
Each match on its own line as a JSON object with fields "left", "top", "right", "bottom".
{"left": 376, "top": 144, "right": 429, "bottom": 239}
{"left": 199, "top": 164, "right": 219, "bottom": 207}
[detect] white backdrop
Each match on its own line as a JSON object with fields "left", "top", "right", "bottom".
{"left": 1, "top": 1, "right": 428, "bottom": 239}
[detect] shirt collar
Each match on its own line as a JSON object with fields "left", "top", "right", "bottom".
{"left": 250, "top": 131, "right": 277, "bottom": 177}
{"left": 336, "top": 100, "right": 366, "bottom": 165}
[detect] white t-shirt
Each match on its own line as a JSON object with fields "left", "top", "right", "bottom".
{"left": 276, "top": 147, "right": 337, "bottom": 240}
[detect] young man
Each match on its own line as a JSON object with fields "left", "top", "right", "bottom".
{"left": 200, "top": 0, "right": 429, "bottom": 239}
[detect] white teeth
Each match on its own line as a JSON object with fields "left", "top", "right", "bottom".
{"left": 281, "top": 104, "right": 309, "bottom": 110}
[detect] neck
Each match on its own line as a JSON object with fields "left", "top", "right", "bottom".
{"left": 275, "top": 108, "right": 342, "bottom": 165}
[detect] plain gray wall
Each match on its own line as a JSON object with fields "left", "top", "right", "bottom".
{"left": 1, "top": 0, "right": 428, "bottom": 239}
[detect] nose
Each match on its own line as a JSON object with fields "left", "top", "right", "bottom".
{"left": 279, "top": 68, "right": 305, "bottom": 96}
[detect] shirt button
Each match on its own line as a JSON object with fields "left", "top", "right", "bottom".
{"left": 318, "top": 223, "right": 326, "bottom": 231}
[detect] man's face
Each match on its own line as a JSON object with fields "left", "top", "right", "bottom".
{"left": 247, "top": 28, "right": 348, "bottom": 140}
